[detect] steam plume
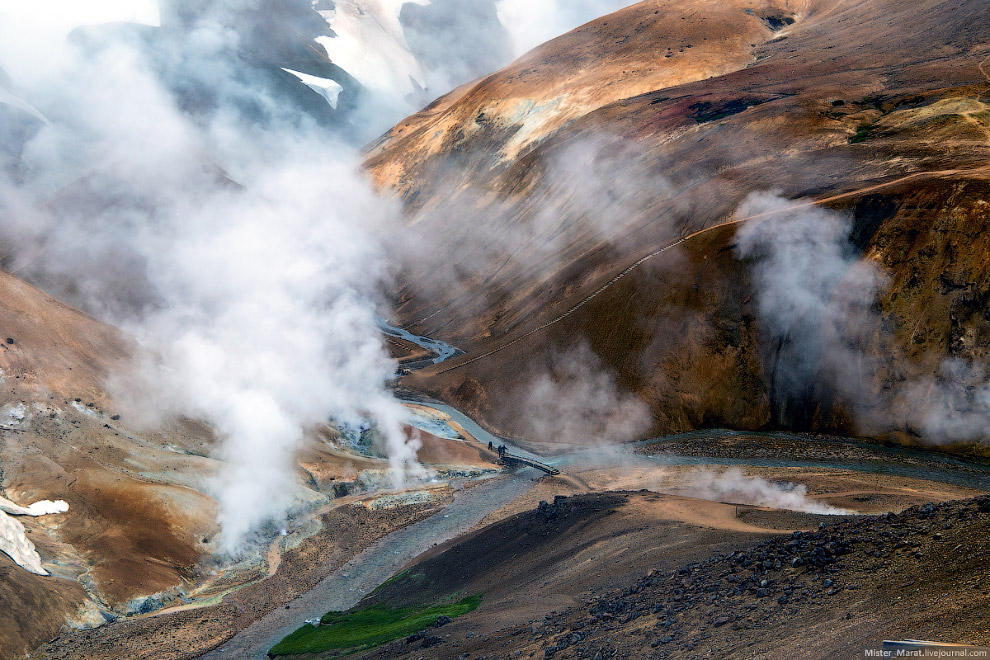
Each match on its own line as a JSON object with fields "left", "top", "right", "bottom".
{"left": 496, "top": 0, "right": 636, "bottom": 57}
{"left": 734, "top": 191, "right": 990, "bottom": 447}
{"left": 677, "top": 467, "right": 849, "bottom": 515}
{"left": 512, "top": 342, "right": 651, "bottom": 445}
{"left": 0, "top": 2, "right": 421, "bottom": 554}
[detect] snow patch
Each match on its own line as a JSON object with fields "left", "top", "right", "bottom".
{"left": 314, "top": 0, "right": 428, "bottom": 103}
{"left": 0, "top": 513, "right": 47, "bottom": 574}
{"left": 281, "top": 68, "right": 343, "bottom": 109}
{"left": 0, "top": 496, "right": 70, "bottom": 516}
{"left": 0, "top": 495, "right": 69, "bottom": 575}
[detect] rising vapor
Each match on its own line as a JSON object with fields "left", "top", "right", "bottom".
{"left": 0, "top": 1, "right": 422, "bottom": 554}
{"left": 496, "top": 0, "right": 636, "bottom": 57}
{"left": 735, "top": 191, "right": 990, "bottom": 446}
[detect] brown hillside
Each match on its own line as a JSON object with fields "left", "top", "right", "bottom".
{"left": 368, "top": 0, "right": 990, "bottom": 452}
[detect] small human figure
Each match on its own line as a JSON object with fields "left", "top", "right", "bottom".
{"left": 488, "top": 441, "right": 493, "bottom": 451}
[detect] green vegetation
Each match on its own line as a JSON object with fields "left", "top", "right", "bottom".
{"left": 269, "top": 594, "right": 482, "bottom": 657}
{"left": 849, "top": 122, "right": 877, "bottom": 143}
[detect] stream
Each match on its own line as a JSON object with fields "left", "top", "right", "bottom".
{"left": 378, "top": 317, "right": 460, "bottom": 364}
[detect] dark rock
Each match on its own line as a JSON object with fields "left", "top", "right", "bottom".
{"left": 436, "top": 615, "right": 453, "bottom": 628}
{"left": 4, "top": 338, "right": 12, "bottom": 345}
{"left": 590, "top": 599, "right": 628, "bottom": 617}
{"left": 420, "top": 635, "right": 443, "bottom": 648}
{"left": 406, "top": 631, "right": 426, "bottom": 644}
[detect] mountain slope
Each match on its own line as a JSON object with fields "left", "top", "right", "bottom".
{"left": 370, "top": 0, "right": 990, "bottom": 453}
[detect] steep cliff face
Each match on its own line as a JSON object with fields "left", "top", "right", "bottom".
{"left": 371, "top": 0, "right": 990, "bottom": 453}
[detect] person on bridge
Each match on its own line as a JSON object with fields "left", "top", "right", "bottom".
{"left": 498, "top": 445, "right": 506, "bottom": 458}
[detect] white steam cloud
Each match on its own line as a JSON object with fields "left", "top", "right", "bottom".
{"left": 734, "top": 191, "right": 886, "bottom": 423}
{"left": 677, "top": 467, "right": 849, "bottom": 515}
{"left": 514, "top": 342, "right": 651, "bottom": 444}
{"left": 735, "top": 191, "right": 990, "bottom": 447}
{"left": 496, "top": 0, "right": 636, "bottom": 57}
{"left": 0, "top": 3, "right": 424, "bottom": 554}
{"left": 0, "top": 0, "right": 160, "bottom": 34}
{"left": 572, "top": 451, "right": 849, "bottom": 515}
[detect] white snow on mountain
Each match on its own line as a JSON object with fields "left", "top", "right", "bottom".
{"left": 0, "top": 513, "right": 47, "bottom": 575}
{"left": 0, "top": 496, "right": 70, "bottom": 517}
{"left": 281, "top": 67, "right": 344, "bottom": 109}
{"left": 0, "top": 495, "right": 70, "bottom": 576}
{"left": 314, "top": 0, "right": 428, "bottom": 106}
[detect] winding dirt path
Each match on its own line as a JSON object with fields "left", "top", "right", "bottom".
{"left": 437, "top": 166, "right": 990, "bottom": 375}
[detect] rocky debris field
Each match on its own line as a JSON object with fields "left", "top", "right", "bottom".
{"left": 358, "top": 495, "right": 990, "bottom": 660}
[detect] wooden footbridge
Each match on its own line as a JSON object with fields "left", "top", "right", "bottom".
{"left": 499, "top": 450, "right": 560, "bottom": 476}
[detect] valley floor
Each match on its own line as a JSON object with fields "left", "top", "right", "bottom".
{"left": 29, "top": 426, "right": 990, "bottom": 660}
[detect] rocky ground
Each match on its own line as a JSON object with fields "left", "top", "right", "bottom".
{"left": 353, "top": 495, "right": 990, "bottom": 660}
{"left": 32, "top": 500, "right": 444, "bottom": 660}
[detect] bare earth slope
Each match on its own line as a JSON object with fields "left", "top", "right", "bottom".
{"left": 368, "top": 0, "right": 990, "bottom": 453}
{"left": 353, "top": 494, "right": 990, "bottom": 660}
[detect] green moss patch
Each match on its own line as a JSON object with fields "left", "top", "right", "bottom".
{"left": 269, "top": 594, "right": 481, "bottom": 657}
{"left": 849, "top": 122, "right": 877, "bottom": 143}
